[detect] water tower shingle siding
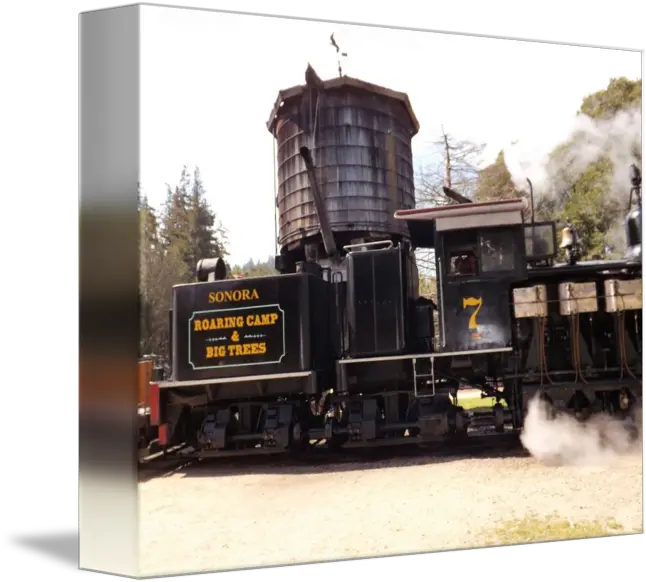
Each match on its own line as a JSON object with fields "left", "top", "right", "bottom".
{"left": 267, "top": 75, "right": 419, "bottom": 252}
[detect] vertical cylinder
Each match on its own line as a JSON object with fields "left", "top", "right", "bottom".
{"left": 268, "top": 76, "right": 419, "bottom": 256}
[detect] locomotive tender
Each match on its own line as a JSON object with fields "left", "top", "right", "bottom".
{"left": 145, "top": 66, "right": 642, "bottom": 457}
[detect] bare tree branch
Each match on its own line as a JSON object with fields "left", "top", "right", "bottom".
{"left": 413, "top": 129, "right": 487, "bottom": 280}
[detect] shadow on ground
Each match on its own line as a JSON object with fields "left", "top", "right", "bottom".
{"left": 13, "top": 532, "right": 78, "bottom": 566}
{"left": 139, "top": 436, "right": 529, "bottom": 482}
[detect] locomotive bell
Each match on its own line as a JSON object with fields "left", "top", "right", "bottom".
{"left": 559, "top": 223, "right": 576, "bottom": 249}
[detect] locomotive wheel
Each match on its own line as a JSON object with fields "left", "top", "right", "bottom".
{"left": 454, "top": 407, "right": 466, "bottom": 434}
{"left": 493, "top": 403, "right": 505, "bottom": 433}
{"left": 289, "top": 423, "right": 309, "bottom": 454}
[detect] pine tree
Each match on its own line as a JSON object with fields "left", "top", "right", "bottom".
{"left": 474, "top": 150, "right": 522, "bottom": 202}
{"left": 159, "top": 167, "right": 192, "bottom": 263}
{"left": 138, "top": 167, "right": 231, "bottom": 359}
{"left": 138, "top": 193, "right": 162, "bottom": 355}
{"left": 187, "top": 166, "right": 229, "bottom": 274}
{"left": 230, "top": 256, "right": 277, "bottom": 278}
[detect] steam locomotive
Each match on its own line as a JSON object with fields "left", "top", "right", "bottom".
{"left": 140, "top": 68, "right": 642, "bottom": 458}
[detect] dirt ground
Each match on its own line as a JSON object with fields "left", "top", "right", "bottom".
{"left": 138, "top": 449, "right": 643, "bottom": 578}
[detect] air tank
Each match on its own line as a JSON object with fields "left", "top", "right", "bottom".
{"left": 267, "top": 68, "right": 420, "bottom": 260}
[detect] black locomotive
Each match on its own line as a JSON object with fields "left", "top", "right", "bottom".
{"left": 148, "top": 68, "right": 642, "bottom": 457}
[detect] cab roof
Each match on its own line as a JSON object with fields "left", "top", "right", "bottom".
{"left": 394, "top": 198, "right": 528, "bottom": 248}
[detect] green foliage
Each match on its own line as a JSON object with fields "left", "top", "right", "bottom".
{"left": 418, "top": 274, "right": 437, "bottom": 302}
{"left": 579, "top": 76, "right": 642, "bottom": 120}
{"left": 475, "top": 76, "right": 641, "bottom": 261}
{"left": 138, "top": 166, "right": 229, "bottom": 357}
{"left": 549, "top": 77, "right": 641, "bottom": 259}
{"left": 558, "top": 158, "right": 622, "bottom": 258}
{"left": 138, "top": 193, "right": 160, "bottom": 354}
{"left": 474, "top": 150, "right": 520, "bottom": 203}
{"left": 187, "top": 167, "right": 229, "bottom": 274}
{"left": 474, "top": 150, "right": 533, "bottom": 221}
{"left": 231, "top": 256, "right": 277, "bottom": 278}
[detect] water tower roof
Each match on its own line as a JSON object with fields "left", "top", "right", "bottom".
{"left": 266, "top": 74, "right": 419, "bottom": 136}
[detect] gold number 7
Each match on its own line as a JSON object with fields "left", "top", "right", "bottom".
{"left": 462, "top": 297, "right": 483, "bottom": 330}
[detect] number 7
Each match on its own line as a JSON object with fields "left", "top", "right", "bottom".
{"left": 462, "top": 297, "right": 483, "bottom": 330}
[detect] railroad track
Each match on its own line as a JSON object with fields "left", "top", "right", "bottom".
{"left": 138, "top": 430, "right": 526, "bottom": 482}
{"left": 138, "top": 444, "right": 194, "bottom": 482}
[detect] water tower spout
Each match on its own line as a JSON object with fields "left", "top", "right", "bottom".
{"left": 299, "top": 146, "right": 338, "bottom": 258}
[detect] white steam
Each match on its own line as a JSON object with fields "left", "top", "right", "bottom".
{"left": 505, "top": 107, "right": 642, "bottom": 207}
{"left": 520, "top": 395, "right": 642, "bottom": 467}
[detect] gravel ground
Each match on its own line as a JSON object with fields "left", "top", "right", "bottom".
{"left": 138, "top": 449, "right": 643, "bottom": 578}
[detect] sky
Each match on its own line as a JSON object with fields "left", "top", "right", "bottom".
{"left": 139, "top": 5, "right": 642, "bottom": 267}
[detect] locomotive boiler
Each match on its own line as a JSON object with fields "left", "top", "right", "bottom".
{"left": 146, "top": 66, "right": 642, "bottom": 458}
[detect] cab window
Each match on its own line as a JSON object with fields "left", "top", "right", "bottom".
{"left": 479, "top": 229, "right": 515, "bottom": 273}
{"left": 443, "top": 229, "right": 479, "bottom": 279}
{"left": 449, "top": 250, "right": 478, "bottom": 276}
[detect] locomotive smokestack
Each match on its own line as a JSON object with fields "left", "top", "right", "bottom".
{"left": 299, "top": 146, "right": 338, "bottom": 258}
{"left": 196, "top": 257, "right": 228, "bottom": 282}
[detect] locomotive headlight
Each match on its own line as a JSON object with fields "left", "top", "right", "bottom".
{"left": 560, "top": 226, "right": 574, "bottom": 249}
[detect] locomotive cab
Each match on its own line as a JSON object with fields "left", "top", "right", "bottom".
{"left": 395, "top": 198, "right": 530, "bottom": 354}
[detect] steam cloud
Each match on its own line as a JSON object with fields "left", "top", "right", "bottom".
{"left": 505, "top": 107, "right": 642, "bottom": 207}
{"left": 520, "top": 394, "right": 642, "bottom": 467}
{"left": 502, "top": 108, "right": 641, "bottom": 257}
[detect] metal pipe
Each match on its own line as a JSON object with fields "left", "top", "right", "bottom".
{"left": 438, "top": 257, "right": 446, "bottom": 348}
{"left": 526, "top": 178, "right": 535, "bottom": 224}
{"left": 342, "top": 240, "right": 394, "bottom": 252}
{"left": 336, "top": 345, "right": 513, "bottom": 365}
